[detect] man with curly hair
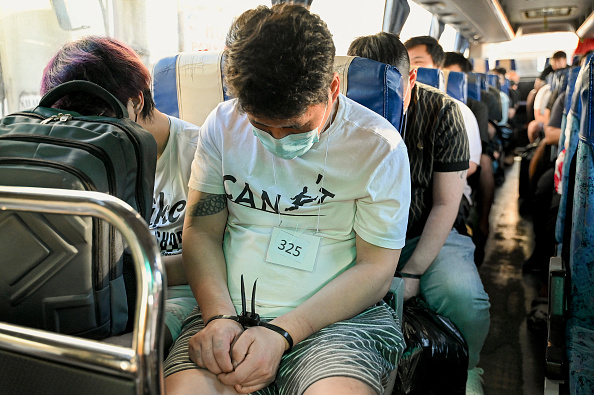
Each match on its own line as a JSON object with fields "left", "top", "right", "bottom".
{"left": 164, "top": 4, "right": 411, "bottom": 395}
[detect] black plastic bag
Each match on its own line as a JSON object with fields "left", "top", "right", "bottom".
{"left": 394, "top": 297, "right": 469, "bottom": 394}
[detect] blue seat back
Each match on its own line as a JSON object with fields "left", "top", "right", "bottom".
{"left": 486, "top": 73, "right": 499, "bottom": 90}
{"left": 467, "top": 73, "right": 482, "bottom": 101}
{"left": 567, "top": 54, "right": 594, "bottom": 393}
{"left": 552, "top": 68, "right": 570, "bottom": 98}
{"left": 478, "top": 72, "right": 487, "bottom": 91}
{"left": 558, "top": 66, "right": 582, "bottom": 151}
{"left": 556, "top": 58, "right": 594, "bottom": 244}
{"left": 445, "top": 70, "right": 467, "bottom": 104}
{"left": 415, "top": 67, "right": 445, "bottom": 91}
{"left": 565, "top": 67, "right": 582, "bottom": 115}
{"left": 152, "top": 53, "right": 404, "bottom": 132}
{"left": 555, "top": 71, "right": 584, "bottom": 245}
{"left": 500, "top": 79, "right": 509, "bottom": 95}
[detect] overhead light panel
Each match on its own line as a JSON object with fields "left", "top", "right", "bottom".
{"left": 523, "top": 7, "right": 574, "bottom": 19}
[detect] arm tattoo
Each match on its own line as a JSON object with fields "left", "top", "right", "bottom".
{"left": 188, "top": 194, "right": 227, "bottom": 216}
{"left": 457, "top": 170, "right": 467, "bottom": 179}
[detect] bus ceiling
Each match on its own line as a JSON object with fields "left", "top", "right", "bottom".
{"left": 408, "top": 0, "right": 594, "bottom": 43}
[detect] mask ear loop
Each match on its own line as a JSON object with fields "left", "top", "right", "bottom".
{"left": 272, "top": 156, "right": 283, "bottom": 227}
{"left": 314, "top": 97, "right": 334, "bottom": 235}
{"left": 272, "top": 98, "right": 333, "bottom": 235}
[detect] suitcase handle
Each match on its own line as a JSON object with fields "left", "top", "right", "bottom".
{"left": 38, "top": 80, "right": 129, "bottom": 119}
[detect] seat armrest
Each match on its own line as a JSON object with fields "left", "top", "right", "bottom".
{"left": 546, "top": 256, "right": 566, "bottom": 380}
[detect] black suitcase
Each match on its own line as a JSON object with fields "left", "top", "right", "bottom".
{"left": 0, "top": 80, "right": 157, "bottom": 338}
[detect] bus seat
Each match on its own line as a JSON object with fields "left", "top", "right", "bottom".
{"left": 500, "top": 79, "right": 510, "bottom": 95}
{"left": 566, "top": 54, "right": 594, "bottom": 393}
{"left": 443, "top": 70, "right": 468, "bottom": 104}
{"left": 152, "top": 52, "right": 405, "bottom": 133}
{"left": 486, "top": 74, "right": 499, "bottom": 90}
{"left": 0, "top": 187, "right": 165, "bottom": 395}
{"left": 478, "top": 72, "right": 487, "bottom": 91}
{"left": 555, "top": 65, "right": 586, "bottom": 247}
{"left": 467, "top": 73, "right": 482, "bottom": 102}
{"left": 555, "top": 66, "right": 581, "bottom": 182}
{"left": 415, "top": 67, "right": 445, "bottom": 92}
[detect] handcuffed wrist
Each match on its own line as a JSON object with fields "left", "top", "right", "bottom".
{"left": 260, "top": 322, "right": 294, "bottom": 353}
{"left": 205, "top": 314, "right": 241, "bottom": 326}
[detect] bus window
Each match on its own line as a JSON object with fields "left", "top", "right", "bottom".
{"left": 0, "top": 0, "right": 107, "bottom": 115}
{"left": 481, "top": 31, "right": 578, "bottom": 77}
{"left": 310, "top": 0, "right": 385, "bottom": 55}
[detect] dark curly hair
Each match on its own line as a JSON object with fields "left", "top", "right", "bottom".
{"left": 224, "top": 4, "right": 335, "bottom": 119}
{"left": 404, "top": 35, "right": 445, "bottom": 68}
{"left": 40, "top": 36, "right": 154, "bottom": 120}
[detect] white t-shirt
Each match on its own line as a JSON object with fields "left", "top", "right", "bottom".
{"left": 149, "top": 116, "right": 200, "bottom": 255}
{"left": 454, "top": 99, "right": 482, "bottom": 202}
{"left": 189, "top": 94, "right": 411, "bottom": 318}
{"left": 534, "top": 84, "right": 551, "bottom": 116}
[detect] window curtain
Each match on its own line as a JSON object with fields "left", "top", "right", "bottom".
{"left": 429, "top": 15, "right": 444, "bottom": 40}
{"left": 383, "top": 0, "right": 410, "bottom": 35}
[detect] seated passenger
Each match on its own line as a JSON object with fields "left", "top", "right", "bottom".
{"left": 348, "top": 32, "right": 491, "bottom": 395}
{"left": 522, "top": 90, "right": 565, "bottom": 278}
{"left": 164, "top": 5, "right": 410, "bottom": 395}
{"left": 490, "top": 67, "right": 512, "bottom": 126}
{"left": 40, "top": 36, "right": 200, "bottom": 352}
{"left": 527, "top": 51, "right": 567, "bottom": 143}
{"left": 443, "top": 51, "right": 495, "bottom": 266}
{"left": 403, "top": 36, "right": 481, "bottom": 178}
{"left": 403, "top": 36, "right": 485, "bottom": 262}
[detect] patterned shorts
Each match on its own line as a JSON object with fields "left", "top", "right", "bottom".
{"left": 164, "top": 285, "right": 198, "bottom": 342}
{"left": 164, "top": 301, "right": 404, "bottom": 395}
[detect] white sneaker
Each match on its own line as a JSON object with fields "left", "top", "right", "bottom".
{"left": 466, "top": 367, "right": 485, "bottom": 395}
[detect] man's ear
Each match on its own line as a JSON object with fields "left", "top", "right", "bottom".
{"left": 330, "top": 72, "right": 340, "bottom": 101}
{"left": 409, "top": 68, "right": 417, "bottom": 90}
{"left": 130, "top": 92, "right": 145, "bottom": 115}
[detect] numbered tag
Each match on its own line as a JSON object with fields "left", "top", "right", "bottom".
{"left": 266, "top": 227, "right": 321, "bottom": 272}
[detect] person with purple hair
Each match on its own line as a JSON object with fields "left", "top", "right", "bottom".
{"left": 41, "top": 36, "right": 200, "bottom": 353}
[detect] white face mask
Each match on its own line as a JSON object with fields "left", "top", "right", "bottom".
{"left": 252, "top": 101, "right": 329, "bottom": 160}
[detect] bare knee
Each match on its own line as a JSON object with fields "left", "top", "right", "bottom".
{"left": 304, "top": 376, "right": 377, "bottom": 395}
{"left": 165, "top": 369, "right": 241, "bottom": 395}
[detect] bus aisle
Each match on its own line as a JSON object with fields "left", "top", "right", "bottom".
{"left": 479, "top": 157, "right": 546, "bottom": 394}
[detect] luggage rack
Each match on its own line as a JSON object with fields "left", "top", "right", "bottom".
{"left": 0, "top": 186, "right": 165, "bottom": 395}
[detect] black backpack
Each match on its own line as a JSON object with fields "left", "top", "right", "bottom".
{"left": 0, "top": 80, "right": 157, "bottom": 339}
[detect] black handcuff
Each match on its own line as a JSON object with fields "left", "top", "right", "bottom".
{"left": 206, "top": 275, "right": 294, "bottom": 353}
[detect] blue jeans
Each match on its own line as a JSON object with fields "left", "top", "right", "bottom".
{"left": 398, "top": 229, "right": 491, "bottom": 369}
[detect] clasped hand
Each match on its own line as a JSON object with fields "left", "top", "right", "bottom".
{"left": 189, "top": 319, "right": 287, "bottom": 393}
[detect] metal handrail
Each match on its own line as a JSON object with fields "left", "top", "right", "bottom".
{"left": 0, "top": 186, "right": 165, "bottom": 394}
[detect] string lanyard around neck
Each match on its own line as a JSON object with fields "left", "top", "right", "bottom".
{"left": 271, "top": 115, "right": 333, "bottom": 236}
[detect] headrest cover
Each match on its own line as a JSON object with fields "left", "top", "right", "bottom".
{"left": 444, "top": 70, "right": 467, "bottom": 104}
{"left": 415, "top": 67, "right": 445, "bottom": 92}
{"left": 566, "top": 66, "right": 581, "bottom": 114}
{"left": 467, "top": 73, "right": 481, "bottom": 102}
{"left": 486, "top": 74, "right": 499, "bottom": 90}
{"left": 153, "top": 51, "right": 225, "bottom": 127}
